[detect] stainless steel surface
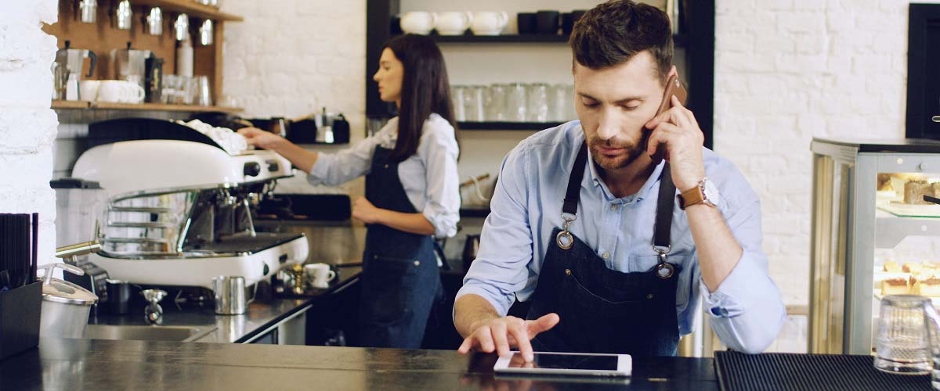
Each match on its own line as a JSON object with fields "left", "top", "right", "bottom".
{"left": 146, "top": 7, "right": 163, "bottom": 35}
{"left": 83, "top": 324, "right": 216, "bottom": 342}
{"left": 174, "top": 13, "right": 190, "bottom": 41}
{"left": 2, "top": 338, "right": 719, "bottom": 390}
{"left": 212, "top": 275, "right": 247, "bottom": 315}
{"left": 198, "top": 19, "right": 214, "bottom": 46}
{"left": 114, "top": 0, "right": 133, "bottom": 30}
{"left": 78, "top": 0, "right": 97, "bottom": 23}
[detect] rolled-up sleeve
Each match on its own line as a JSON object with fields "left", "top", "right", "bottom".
{"left": 700, "top": 181, "right": 786, "bottom": 354}
{"left": 456, "top": 143, "right": 535, "bottom": 316}
{"left": 418, "top": 121, "right": 460, "bottom": 238}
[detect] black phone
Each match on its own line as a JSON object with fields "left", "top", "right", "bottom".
{"left": 650, "top": 74, "right": 688, "bottom": 164}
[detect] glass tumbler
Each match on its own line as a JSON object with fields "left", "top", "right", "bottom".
{"left": 485, "top": 84, "right": 508, "bottom": 121}
{"left": 874, "top": 294, "right": 939, "bottom": 375}
{"left": 526, "top": 83, "right": 549, "bottom": 122}
{"left": 463, "top": 85, "right": 485, "bottom": 122}
{"left": 505, "top": 83, "right": 527, "bottom": 122}
{"left": 451, "top": 85, "right": 466, "bottom": 122}
{"left": 549, "top": 83, "right": 571, "bottom": 122}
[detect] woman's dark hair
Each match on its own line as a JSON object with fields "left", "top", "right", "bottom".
{"left": 569, "top": 0, "right": 673, "bottom": 80}
{"left": 384, "top": 34, "right": 459, "bottom": 163}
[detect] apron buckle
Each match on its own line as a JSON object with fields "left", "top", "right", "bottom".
{"left": 556, "top": 214, "right": 577, "bottom": 250}
{"left": 653, "top": 246, "right": 674, "bottom": 279}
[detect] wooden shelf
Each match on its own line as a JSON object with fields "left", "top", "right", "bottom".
{"left": 131, "top": 0, "right": 244, "bottom": 21}
{"left": 458, "top": 121, "right": 562, "bottom": 131}
{"left": 52, "top": 100, "right": 243, "bottom": 114}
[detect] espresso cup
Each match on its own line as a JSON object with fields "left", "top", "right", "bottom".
{"left": 79, "top": 80, "right": 100, "bottom": 102}
{"left": 97, "top": 80, "right": 145, "bottom": 103}
{"left": 304, "top": 263, "right": 336, "bottom": 289}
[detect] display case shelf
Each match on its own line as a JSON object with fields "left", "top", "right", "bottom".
{"left": 875, "top": 210, "right": 940, "bottom": 248}
{"left": 52, "top": 100, "right": 243, "bottom": 114}
{"left": 428, "top": 33, "right": 688, "bottom": 47}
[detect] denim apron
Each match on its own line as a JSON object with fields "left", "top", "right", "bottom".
{"left": 358, "top": 146, "right": 442, "bottom": 348}
{"left": 526, "top": 142, "right": 682, "bottom": 357}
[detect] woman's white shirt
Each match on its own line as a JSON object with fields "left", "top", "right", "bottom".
{"left": 307, "top": 114, "right": 460, "bottom": 238}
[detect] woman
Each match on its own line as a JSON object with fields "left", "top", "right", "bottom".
{"left": 238, "top": 34, "right": 460, "bottom": 349}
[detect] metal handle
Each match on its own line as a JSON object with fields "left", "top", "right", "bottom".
{"left": 932, "top": 116, "right": 940, "bottom": 123}
{"left": 54, "top": 239, "right": 102, "bottom": 259}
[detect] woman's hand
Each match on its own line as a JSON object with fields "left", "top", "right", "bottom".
{"left": 351, "top": 196, "right": 382, "bottom": 224}
{"left": 237, "top": 127, "right": 287, "bottom": 150}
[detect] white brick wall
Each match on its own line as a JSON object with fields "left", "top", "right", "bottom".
{"left": 715, "top": 1, "right": 934, "bottom": 306}
{"left": 0, "top": 0, "right": 60, "bottom": 267}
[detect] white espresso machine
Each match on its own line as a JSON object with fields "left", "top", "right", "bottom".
{"left": 69, "top": 119, "right": 308, "bottom": 289}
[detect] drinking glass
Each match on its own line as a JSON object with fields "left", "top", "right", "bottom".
{"left": 874, "top": 295, "right": 937, "bottom": 375}
{"left": 526, "top": 83, "right": 549, "bottom": 122}
{"left": 549, "top": 83, "right": 571, "bottom": 122}
{"left": 463, "top": 85, "right": 485, "bottom": 122}
{"left": 506, "top": 83, "right": 527, "bottom": 122}
{"left": 485, "top": 84, "right": 508, "bottom": 121}
{"left": 451, "top": 85, "right": 466, "bottom": 122}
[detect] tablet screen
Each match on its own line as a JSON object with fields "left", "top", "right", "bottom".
{"left": 509, "top": 352, "right": 619, "bottom": 371}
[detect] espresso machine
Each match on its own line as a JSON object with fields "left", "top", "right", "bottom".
{"left": 68, "top": 119, "right": 309, "bottom": 290}
{"left": 53, "top": 40, "right": 97, "bottom": 100}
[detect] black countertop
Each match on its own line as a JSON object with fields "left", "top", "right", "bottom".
{"left": 1, "top": 338, "right": 718, "bottom": 390}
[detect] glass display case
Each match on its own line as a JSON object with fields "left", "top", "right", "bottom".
{"left": 809, "top": 138, "right": 940, "bottom": 354}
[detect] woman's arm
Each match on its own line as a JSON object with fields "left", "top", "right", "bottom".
{"left": 238, "top": 128, "right": 319, "bottom": 173}
{"left": 351, "top": 196, "right": 435, "bottom": 235}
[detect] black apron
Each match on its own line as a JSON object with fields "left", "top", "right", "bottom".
{"left": 358, "top": 146, "right": 442, "bottom": 348}
{"left": 526, "top": 142, "right": 682, "bottom": 357}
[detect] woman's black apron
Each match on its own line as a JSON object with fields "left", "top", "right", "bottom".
{"left": 525, "top": 142, "right": 683, "bottom": 357}
{"left": 358, "top": 146, "right": 442, "bottom": 348}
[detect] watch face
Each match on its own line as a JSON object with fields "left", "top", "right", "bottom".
{"left": 703, "top": 179, "right": 720, "bottom": 206}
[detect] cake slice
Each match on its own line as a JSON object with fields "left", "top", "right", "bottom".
{"left": 884, "top": 261, "right": 901, "bottom": 272}
{"left": 914, "top": 276, "right": 940, "bottom": 297}
{"left": 902, "top": 262, "right": 923, "bottom": 274}
{"left": 904, "top": 180, "right": 933, "bottom": 204}
{"left": 881, "top": 277, "right": 910, "bottom": 296}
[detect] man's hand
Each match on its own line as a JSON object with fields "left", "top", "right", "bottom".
{"left": 237, "top": 127, "right": 287, "bottom": 150}
{"left": 644, "top": 95, "right": 706, "bottom": 192}
{"left": 457, "top": 313, "right": 560, "bottom": 362}
{"left": 351, "top": 196, "right": 381, "bottom": 224}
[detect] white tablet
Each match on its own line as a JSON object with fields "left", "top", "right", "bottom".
{"left": 493, "top": 351, "right": 632, "bottom": 377}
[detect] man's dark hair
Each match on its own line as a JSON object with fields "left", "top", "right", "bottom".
{"left": 384, "top": 34, "right": 459, "bottom": 163}
{"left": 569, "top": 0, "right": 674, "bottom": 81}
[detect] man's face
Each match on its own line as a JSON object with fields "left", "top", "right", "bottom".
{"left": 573, "top": 51, "right": 666, "bottom": 171}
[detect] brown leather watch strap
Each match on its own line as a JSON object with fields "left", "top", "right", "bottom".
{"left": 677, "top": 185, "right": 705, "bottom": 210}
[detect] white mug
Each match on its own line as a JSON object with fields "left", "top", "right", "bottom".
{"left": 79, "top": 80, "right": 100, "bottom": 102}
{"left": 97, "top": 80, "right": 145, "bottom": 103}
{"left": 304, "top": 263, "right": 336, "bottom": 289}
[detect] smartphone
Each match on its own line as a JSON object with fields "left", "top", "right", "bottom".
{"left": 650, "top": 73, "right": 689, "bottom": 163}
{"left": 493, "top": 351, "right": 632, "bottom": 377}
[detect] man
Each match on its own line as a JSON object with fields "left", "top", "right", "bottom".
{"left": 454, "top": 0, "right": 785, "bottom": 362}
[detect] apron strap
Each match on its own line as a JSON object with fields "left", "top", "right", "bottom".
{"left": 653, "top": 163, "right": 676, "bottom": 251}
{"left": 562, "top": 142, "right": 589, "bottom": 216}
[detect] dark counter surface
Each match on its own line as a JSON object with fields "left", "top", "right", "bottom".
{"left": 1, "top": 338, "right": 718, "bottom": 390}
{"left": 89, "top": 263, "right": 362, "bottom": 343}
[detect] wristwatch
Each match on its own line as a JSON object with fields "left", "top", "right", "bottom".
{"left": 677, "top": 178, "right": 720, "bottom": 210}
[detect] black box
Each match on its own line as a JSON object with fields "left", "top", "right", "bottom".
{"left": 0, "top": 281, "right": 41, "bottom": 360}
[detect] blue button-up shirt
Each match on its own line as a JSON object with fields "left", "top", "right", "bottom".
{"left": 457, "top": 121, "right": 786, "bottom": 353}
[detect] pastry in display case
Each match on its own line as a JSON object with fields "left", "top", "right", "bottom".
{"left": 810, "top": 138, "right": 940, "bottom": 355}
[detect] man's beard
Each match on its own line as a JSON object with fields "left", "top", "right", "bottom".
{"left": 587, "top": 132, "right": 648, "bottom": 170}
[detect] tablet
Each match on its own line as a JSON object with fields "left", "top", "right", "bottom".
{"left": 493, "top": 351, "right": 631, "bottom": 377}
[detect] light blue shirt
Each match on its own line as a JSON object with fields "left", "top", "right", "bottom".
{"left": 457, "top": 121, "right": 786, "bottom": 354}
{"left": 307, "top": 114, "right": 460, "bottom": 238}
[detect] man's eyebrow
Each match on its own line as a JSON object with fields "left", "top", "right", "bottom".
{"left": 577, "top": 92, "right": 643, "bottom": 104}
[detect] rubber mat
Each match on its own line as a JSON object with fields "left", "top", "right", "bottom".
{"left": 714, "top": 351, "right": 933, "bottom": 391}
